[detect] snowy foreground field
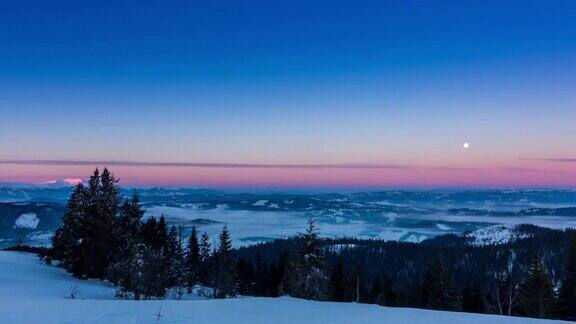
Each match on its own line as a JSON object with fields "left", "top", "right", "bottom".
{"left": 0, "top": 252, "right": 568, "bottom": 324}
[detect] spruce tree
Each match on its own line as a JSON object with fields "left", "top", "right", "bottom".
{"left": 198, "top": 232, "right": 212, "bottom": 288}
{"left": 113, "top": 194, "right": 143, "bottom": 262}
{"left": 139, "top": 244, "right": 170, "bottom": 299}
{"left": 421, "top": 254, "right": 459, "bottom": 310}
{"left": 516, "top": 257, "right": 555, "bottom": 318}
{"left": 156, "top": 216, "right": 169, "bottom": 250}
{"left": 165, "top": 225, "right": 185, "bottom": 288}
{"left": 84, "top": 168, "right": 120, "bottom": 279}
{"left": 213, "top": 226, "right": 237, "bottom": 298}
{"left": 290, "top": 219, "right": 328, "bottom": 301}
{"left": 119, "top": 195, "right": 143, "bottom": 241}
{"left": 185, "top": 226, "right": 200, "bottom": 292}
{"left": 140, "top": 217, "right": 158, "bottom": 247}
{"left": 51, "top": 183, "right": 88, "bottom": 277}
{"left": 108, "top": 194, "right": 145, "bottom": 295}
{"left": 557, "top": 233, "right": 576, "bottom": 320}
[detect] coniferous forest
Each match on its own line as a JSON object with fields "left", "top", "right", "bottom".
{"left": 47, "top": 168, "right": 576, "bottom": 321}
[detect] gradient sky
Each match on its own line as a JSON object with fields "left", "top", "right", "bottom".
{"left": 1, "top": 0, "right": 575, "bottom": 189}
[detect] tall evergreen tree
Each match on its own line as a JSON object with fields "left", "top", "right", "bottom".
{"left": 84, "top": 168, "right": 120, "bottom": 279}
{"left": 557, "top": 233, "right": 576, "bottom": 320}
{"left": 185, "top": 226, "right": 200, "bottom": 292}
{"left": 118, "top": 195, "right": 143, "bottom": 241}
{"left": 140, "top": 217, "right": 158, "bottom": 247}
{"left": 138, "top": 244, "right": 170, "bottom": 299}
{"left": 165, "top": 225, "right": 185, "bottom": 288}
{"left": 516, "top": 257, "right": 555, "bottom": 319}
{"left": 198, "top": 232, "right": 212, "bottom": 287}
{"left": 156, "top": 216, "right": 169, "bottom": 250}
{"left": 212, "top": 226, "right": 237, "bottom": 298}
{"left": 289, "top": 219, "right": 328, "bottom": 300}
{"left": 108, "top": 194, "right": 145, "bottom": 296}
{"left": 51, "top": 183, "right": 88, "bottom": 277}
{"left": 421, "top": 254, "right": 459, "bottom": 310}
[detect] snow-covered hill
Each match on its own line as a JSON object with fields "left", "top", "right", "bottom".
{"left": 0, "top": 252, "right": 567, "bottom": 324}
{"left": 465, "top": 224, "right": 532, "bottom": 246}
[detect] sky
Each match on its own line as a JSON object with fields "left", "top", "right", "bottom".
{"left": 1, "top": 0, "right": 575, "bottom": 189}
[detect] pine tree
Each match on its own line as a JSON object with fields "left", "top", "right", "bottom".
{"left": 289, "top": 219, "right": 328, "bottom": 301}
{"left": 185, "top": 226, "right": 200, "bottom": 292}
{"left": 108, "top": 241, "right": 142, "bottom": 299}
{"left": 51, "top": 183, "right": 88, "bottom": 277}
{"left": 140, "top": 217, "right": 158, "bottom": 247}
{"left": 118, "top": 194, "right": 143, "bottom": 241}
{"left": 114, "top": 194, "right": 143, "bottom": 261}
{"left": 165, "top": 225, "right": 185, "bottom": 288}
{"left": 212, "top": 226, "right": 237, "bottom": 298}
{"left": 83, "top": 168, "right": 120, "bottom": 279}
{"left": 421, "top": 254, "right": 459, "bottom": 310}
{"left": 198, "top": 232, "right": 212, "bottom": 288}
{"left": 557, "top": 233, "right": 576, "bottom": 320}
{"left": 107, "top": 194, "right": 145, "bottom": 294}
{"left": 156, "top": 216, "right": 169, "bottom": 250}
{"left": 516, "top": 257, "right": 555, "bottom": 318}
{"left": 139, "top": 244, "right": 170, "bottom": 299}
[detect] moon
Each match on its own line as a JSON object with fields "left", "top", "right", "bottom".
{"left": 463, "top": 142, "right": 470, "bottom": 149}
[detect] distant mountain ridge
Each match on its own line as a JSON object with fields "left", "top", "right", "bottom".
{"left": 1, "top": 185, "right": 575, "bottom": 248}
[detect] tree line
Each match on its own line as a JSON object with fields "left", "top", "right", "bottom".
{"left": 50, "top": 168, "right": 237, "bottom": 299}
{"left": 234, "top": 228, "right": 576, "bottom": 321}
{"left": 49, "top": 168, "right": 327, "bottom": 302}
{"left": 49, "top": 168, "right": 576, "bottom": 321}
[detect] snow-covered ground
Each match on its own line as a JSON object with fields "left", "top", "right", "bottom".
{"left": 0, "top": 251, "right": 568, "bottom": 324}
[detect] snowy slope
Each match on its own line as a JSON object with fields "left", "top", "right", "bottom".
{"left": 0, "top": 252, "right": 568, "bottom": 324}
{"left": 466, "top": 225, "right": 532, "bottom": 246}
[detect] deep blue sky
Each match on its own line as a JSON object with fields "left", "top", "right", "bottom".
{"left": 2, "top": 1, "right": 575, "bottom": 82}
{"left": 1, "top": 0, "right": 575, "bottom": 188}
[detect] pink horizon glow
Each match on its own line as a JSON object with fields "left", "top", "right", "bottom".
{"left": 1, "top": 162, "right": 574, "bottom": 189}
